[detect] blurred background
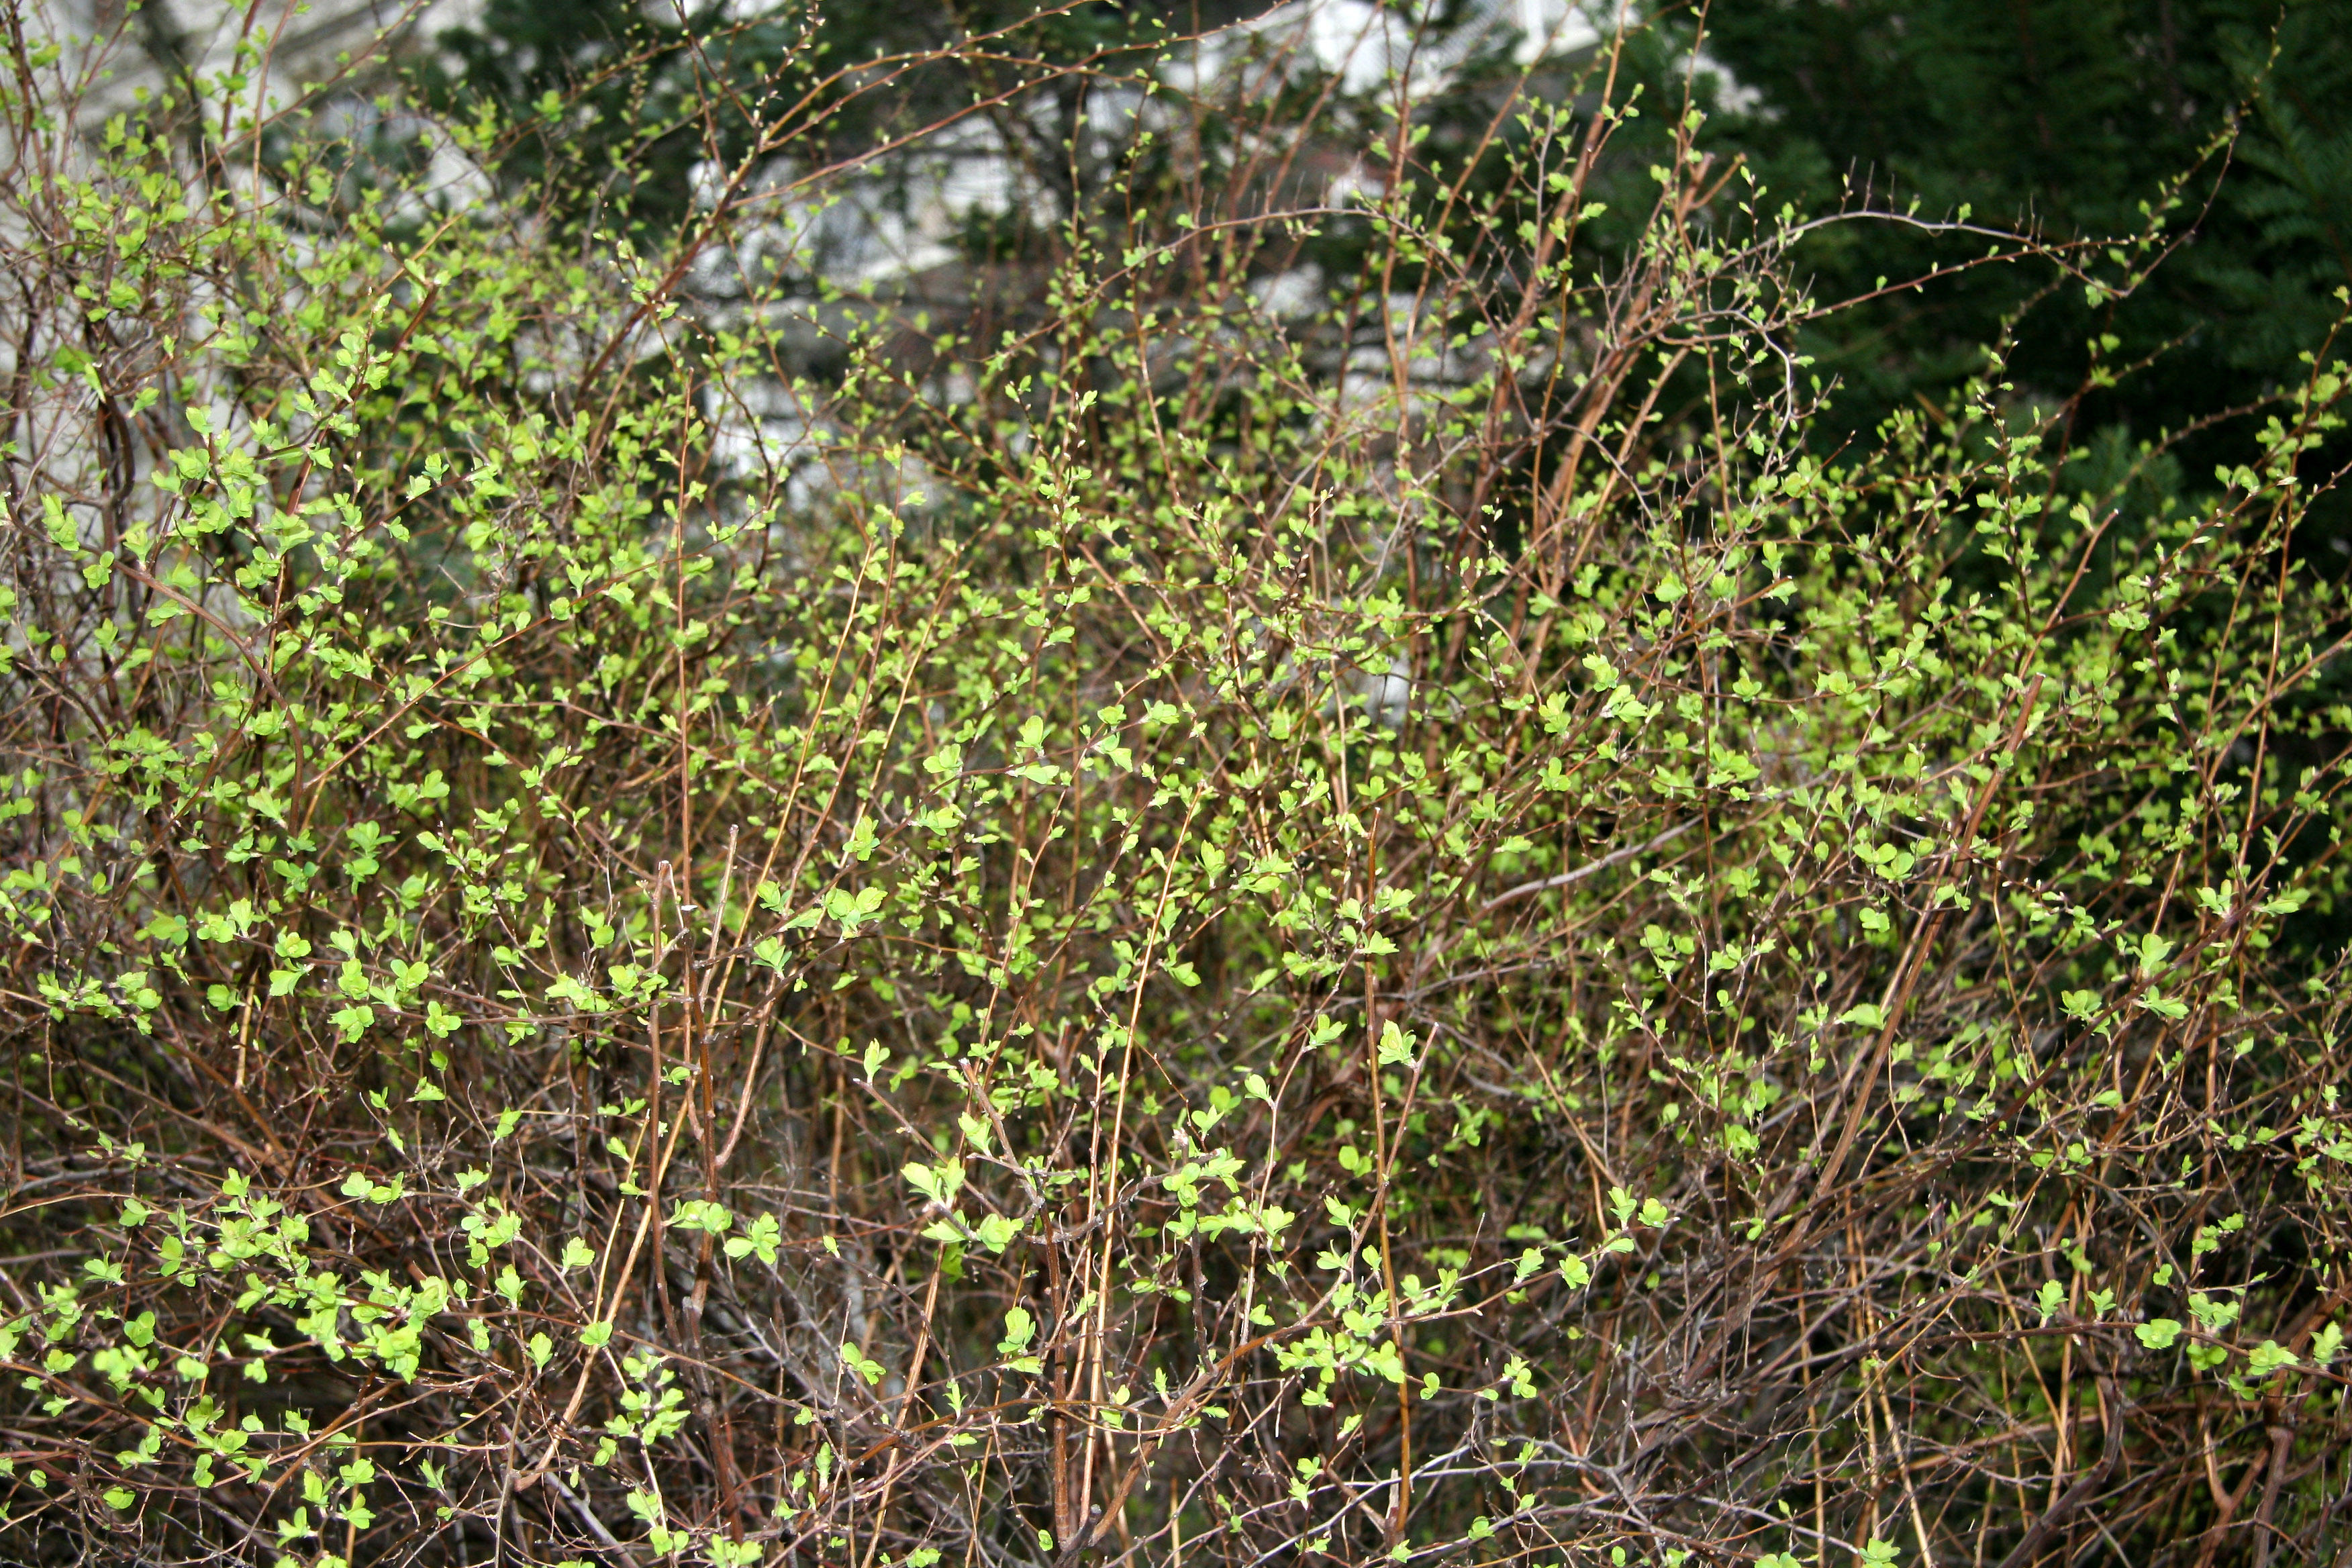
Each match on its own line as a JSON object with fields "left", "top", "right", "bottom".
{"left": 46, "top": 0, "right": 2352, "bottom": 499}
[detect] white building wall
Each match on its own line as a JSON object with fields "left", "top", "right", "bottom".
{"left": 29, "top": 0, "right": 477, "bottom": 124}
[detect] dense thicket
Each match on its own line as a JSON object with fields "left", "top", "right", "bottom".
{"left": 5, "top": 5, "right": 2352, "bottom": 1568}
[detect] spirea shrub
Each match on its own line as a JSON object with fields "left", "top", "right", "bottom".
{"left": 4, "top": 5, "right": 2351, "bottom": 1567}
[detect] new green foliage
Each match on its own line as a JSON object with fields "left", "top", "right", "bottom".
{"left": 5, "top": 4, "right": 2352, "bottom": 1567}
